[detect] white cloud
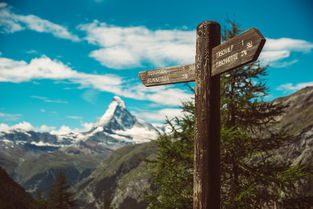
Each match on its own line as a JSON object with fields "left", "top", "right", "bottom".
{"left": 0, "top": 55, "right": 122, "bottom": 88}
{"left": 277, "top": 82, "right": 313, "bottom": 92}
{"left": 264, "top": 38, "right": 313, "bottom": 52}
{"left": 0, "top": 123, "right": 10, "bottom": 132}
{"left": 136, "top": 108, "right": 183, "bottom": 122}
{"left": 81, "top": 122, "right": 94, "bottom": 132}
{"left": 31, "top": 96, "right": 69, "bottom": 104}
{"left": 0, "top": 121, "right": 33, "bottom": 132}
{"left": 37, "top": 124, "right": 56, "bottom": 132}
{"left": 67, "top": 115, "right": 83, "bottom": 120}
{"left": 0, "top": 3, "right": 79, "bottom": 41}
{"left": 50, "top": 125, "right": 76, "bottom": 135}
{"left": 0, "top": 112, "right": 22, "bottom": 121}
{"left": 79, "top": 20, "right": 313, "bottom": 70}
{"left": 78, "top": 20, "right": 195, "bottom": 69}
{"left": 0, "top": 120, "right": 93, "bottom": 134}
{"left": 260, "top": 37, "right": 313, "bottom": 67}
{"left": 0, "top": 121, "right": 54, "bottom": 133}
{"left": 0, "top": 55, "right": 192, "bottom": 106}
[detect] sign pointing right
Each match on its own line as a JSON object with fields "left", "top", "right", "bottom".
{"left": 212, "top": 28, "right": 266, "bottom": 76}
{"left": 138, "top": 22, "right": 267, "bottom": 209}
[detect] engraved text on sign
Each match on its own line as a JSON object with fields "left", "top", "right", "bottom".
{"left": 212, "top": 28, "right": 266, "bottom": 76}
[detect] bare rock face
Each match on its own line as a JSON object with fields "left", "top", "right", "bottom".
{"left": 272, "top": 87, "right": 313, "bottom": 198}
{"left": 272, "top": 86, "right": 313, "bottom": 135}
{"left": 74, "top": 142, "right": 156, "bottom": 209}
{"left": 110, "top": 165, "right": 152, "bottom": 209}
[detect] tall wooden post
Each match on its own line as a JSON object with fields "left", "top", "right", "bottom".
{"left": 139, "top": 20, "right": 265, "bottom": 209}
{"left": 194, "top": 21, "right": 221, "bottom": 209}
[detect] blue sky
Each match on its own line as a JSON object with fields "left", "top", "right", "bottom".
{"left": 0, "top": 0, "right": 312, "bottom": 133}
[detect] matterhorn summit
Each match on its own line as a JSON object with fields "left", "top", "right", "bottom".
{"left": 93, "top": 96, "right": 136, "bottom": 131}
{"left": 82, "top": 96, "right": 160, "bottom": 149}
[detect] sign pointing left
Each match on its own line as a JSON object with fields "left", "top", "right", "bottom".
{"left": 138, "top": 21, "right": 266, "bottom": 209}
{"left": 138, "top": 64, "right": 195, "bottom": 87}
{"left": 138, "top": 28, "right": 265, "bottom": 87}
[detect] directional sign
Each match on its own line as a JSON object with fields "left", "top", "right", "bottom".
{"left": 212, "top": 28, "right": 266, "bottom": 76}
{"left": 138, "top": 28, "right": 265, "bottom": 86}
{"left": 138, "top": 21, "right": 266, "bottom": 209}
{"left": 138, "top": 64, "right": 195, "bottom": 87}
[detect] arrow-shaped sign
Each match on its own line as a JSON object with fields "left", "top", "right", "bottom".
{"left": 212, "top": 27, "right": 266, "bottom": 75}
{"left": 138, "top": 64, "right": 195, "bottom": 87}
{"left": 138, "top": 28, "right": 265, "bottom": 87}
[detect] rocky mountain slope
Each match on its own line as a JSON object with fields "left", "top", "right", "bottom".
{"left": 74, "top": 142, "right": 156, "bottom": 209}
{"left": 74, "top": 86, "right": 313, "bottom": 209}
{"left": 0, "top": 96, "right": 160, "bottom": 195}
{"left": 0, "top": 167, "right": 37, "bottom": 209}
{"left": 272, "top": 86, "right": 313, "bottom": 196}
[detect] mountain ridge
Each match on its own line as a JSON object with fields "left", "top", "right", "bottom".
{"left": 0, "top": 96, "right": 160, "bottom": 195}
{"left": 74, "top": 86, "right": 313, "bottom": 209}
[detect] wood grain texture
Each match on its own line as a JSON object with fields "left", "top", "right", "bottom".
{"left": 212, "top": 28, "right": 266, "bottom": 76}
{"left": 194, "top": 21, "right": 221, "bottom": 209}
{"left": 137, "top": 24, "right": 265, "bottom": 209}
{"left": 138, "top": 64, "right": 195, "bottom": 87}
{"left": 138, "top": 28, "right": 265, "bottom": 87}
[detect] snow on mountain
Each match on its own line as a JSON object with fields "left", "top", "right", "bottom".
{"left": 95, "top": 96, "right": 126, "bottom": 128}
{"left": 0, "top": 96, "right": 160, "bottom": 152}
{"left": 82, "top": 96, "right": 160, "bottom": 147}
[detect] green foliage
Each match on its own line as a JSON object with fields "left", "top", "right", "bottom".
{"left": 47, "top": 173, "right": 76, "bottom": 209}
{"left": 147, "top": 108, "right": 194, "bottom": 209}
{"left": 147, "top": 21, "right": 312, "bottom": 209}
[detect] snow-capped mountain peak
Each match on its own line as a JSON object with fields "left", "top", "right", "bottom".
{"left": 112, "top": 96, "right": 126, "bottom": 108}
{"left": 84, "top": 96, "right": 160, "bottom": 147}
{"left": 0, "top": 96, "right": 160, "bottom": 153}
{"left": 93, "top": 96, "right": 136, "bottom": 131}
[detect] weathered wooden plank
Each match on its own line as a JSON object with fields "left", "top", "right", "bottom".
{"left": 211, "top": 28, "right": 266, "bottom": 76}
{"left": 138, "top": 64, "right": 195, "bottom": 87}
{"left": 138, "top": 21, "right": 266, "bottom": 209}
{"left": 194, "top": 21, "right": 221, "bottom": 209}
{"left": 138, "top": 28, "right": 265, "bottom": 87}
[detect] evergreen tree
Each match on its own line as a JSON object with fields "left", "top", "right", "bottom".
{"left": 148, "top": 22, "right": 312, "bottom": 209}
{"left": 47, "top": 173, "right": 76, "bottom": 209}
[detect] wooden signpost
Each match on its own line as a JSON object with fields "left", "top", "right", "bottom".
{"left": 138, "top": 21, "right": 265, "bottom": 209}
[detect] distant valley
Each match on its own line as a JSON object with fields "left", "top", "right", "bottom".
{"left": 1, "top": 87, "right": 313, "bottom": 209}
{"left": 0, "top": 96, "right": 160, "bottom": 195}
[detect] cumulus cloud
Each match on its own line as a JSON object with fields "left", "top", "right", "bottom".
{"left": 78, "top": 21, "right": 313, "bottom": 70}
{"left": 0, "top": 3, "right": 79, "bottom": 41}
{"left": 136, "top": 108, "right": 183, "bottom": 122}
{"left": 0, "top": 55, "right": 122, "bottom": 89}
{"left": 0, "top": 121, "right": 33, "bottom": 132}
{"left": 264, "top": 38, "right": 313, "bottom": 52}
{"left": 260, "top": 37, "right": 313, "bottom": 67}
{"left": 81, "top": 122, "right": 94, "bottom": 132}
{"left": 37, "top": 124, "right": 56, "bottom": 132}
{"left": 277, "top": 81, "right": 313, "bottom": 92}
{"left": 0, "top": 121, "right": 55, "bottom": 133}
{"left": 0, "top": 55, "right": 192, "bottom": 106}
{"left": 0, "top": 121, "right": 90, "bottom": 134}
{"left": 78, "top": 20, "right": 195, "bottom": 69}
{"left": 50, "top": 125, "right": 76, "bottom": 135}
